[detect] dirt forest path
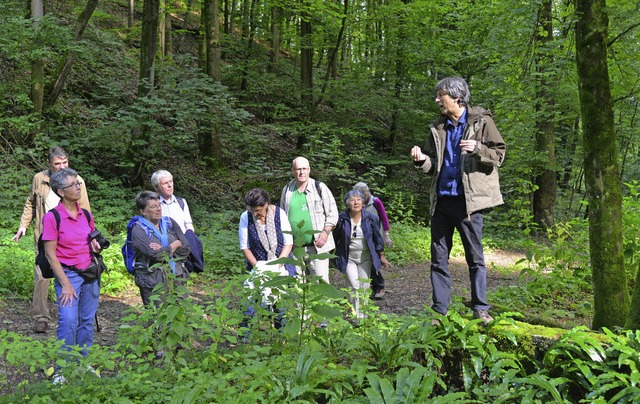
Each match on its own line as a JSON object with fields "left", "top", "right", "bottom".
{"left": 0, "top": 249, "right": 525, "bottom": 347}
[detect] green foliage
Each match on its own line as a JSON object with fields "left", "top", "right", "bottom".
{"left": 4, "top": 281, "right": 640, "bottom": 402}
{"left": 623, "top": 181, "right": 640, "bottom": 284}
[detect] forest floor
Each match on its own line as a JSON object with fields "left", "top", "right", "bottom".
{"left": 0, "top": 249, "right": 525, "bottom": 348}
{"left": 0, "top": 249, "right": 526, "bottom": 394}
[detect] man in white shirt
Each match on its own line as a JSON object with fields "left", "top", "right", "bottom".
{"left": 151, "top": 170, "right": 194, "bottom": 233}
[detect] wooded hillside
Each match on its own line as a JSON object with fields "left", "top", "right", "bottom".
{"left": 2, "top": 0, "right": 640, "bottom": 401}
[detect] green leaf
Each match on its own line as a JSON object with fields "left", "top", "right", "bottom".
{"left": 311, "top": 304, "right": 342, "bottom": 318}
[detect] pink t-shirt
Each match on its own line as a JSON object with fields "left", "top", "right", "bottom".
{"left": 42, "top": 202, "right": 95, "bottom": 270}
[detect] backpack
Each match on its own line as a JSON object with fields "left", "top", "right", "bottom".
{"left": 121, "top": 216, "right": 172, "bottom": 274}
{"left": 36, "top": 208, "right": 91, "bottom": 279}
{"left": 173, "top": 196, "right": 205, "bottom": 273}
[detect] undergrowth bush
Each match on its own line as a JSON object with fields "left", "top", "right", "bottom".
{"left": 5, "top": 288, "right": 640, "bottom": 403}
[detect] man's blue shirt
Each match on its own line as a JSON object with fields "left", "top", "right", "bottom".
{"left": 437, "top": 108, "right": 467, "bottom": 197}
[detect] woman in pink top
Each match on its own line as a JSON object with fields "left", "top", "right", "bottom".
{"left": 42, "top": 168, "right": 103, "bottom": 381}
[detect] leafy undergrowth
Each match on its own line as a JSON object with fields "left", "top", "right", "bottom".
{"left": 490, "top": 265, "right": 593, "bottom": 329}
{"left": 1, "top": 274, "right": 640, "bottom": 403}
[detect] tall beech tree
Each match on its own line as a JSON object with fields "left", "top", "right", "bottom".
{"left": 127, "top": 0, "right": 160, "bottom": 185}
{"left": 575, "top": 0, "right": 629, "bottom": 329}
{"left": 532, "top": 0, "right": 557, "bottom": 231}
{"left": 30, "top": 0, "right": 44, "bottom": 120}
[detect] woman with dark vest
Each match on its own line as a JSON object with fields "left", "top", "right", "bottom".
{"left": 238, "top": 188, "right": 295, "bottom": 334}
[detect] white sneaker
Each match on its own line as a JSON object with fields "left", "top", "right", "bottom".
{"left": 52, "top": 374, "right": 67, "bottom": 385}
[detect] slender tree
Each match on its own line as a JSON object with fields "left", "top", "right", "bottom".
{"left": 129, "top": 0, "right": 135, "bottom": 28}
{"left": 575, "top": 0, "right": 629, "bottom": 329}
{"left": 138, "top": 0, "right": 160, "bottom": 96}
{"left": 269, "top": 4, "right": 283, "bottom": 72}
{"left": 300, "top": 1, "right": 313, "bottom": 113}
{"left": 127, "top": 0, "right": 160, "bottom": 185}
{"left": 44, "top": 0, "right": 99, "bottom": 108}
{"left": 203, "top": 0, "right": 221, "bottom": 81}
{"left": 30, "top": 0, "right": 44, "bottom": 120}
{"left": 532, "top": 0, "right": 557, "bottom": 231}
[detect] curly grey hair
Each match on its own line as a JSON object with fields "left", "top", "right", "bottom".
{"left": 50, "top": 168, "right": 78, "bottom": 196}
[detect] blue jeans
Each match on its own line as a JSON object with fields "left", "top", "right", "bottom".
{"left": 430, "top": 197, "right": 489, "bottom": 315}
{"left": 54, "top": 270, "right": 100, "bottom": 357}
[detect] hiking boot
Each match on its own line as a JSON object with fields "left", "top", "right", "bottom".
{"left": 35, "top": 320, "right": 48, "bottom": 333}
{"left": 372, "top": 289, "right": 386, "bottom": 300}
{"left": 472, "top": 310, "right": 493, "bottom": 326}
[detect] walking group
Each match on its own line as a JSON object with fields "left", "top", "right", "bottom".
{"left": 11, "top": 76, "right": 505, "bottom": 378}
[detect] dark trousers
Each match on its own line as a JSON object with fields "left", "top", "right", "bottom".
{"left": 370, "top": 268, "right": 385, "bottom": 292}
{"left": 430, "top": 197, "right": 488, "bottom": 315}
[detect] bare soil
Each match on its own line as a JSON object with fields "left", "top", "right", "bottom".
{"left": 0, "top": 249, "right": 524, "bottom": 347}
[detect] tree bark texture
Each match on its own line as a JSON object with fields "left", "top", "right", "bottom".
{"left": 625, "top": 262, "right": 640, "bottom": 329}
{"left": 44, "top": 0, "right": 99, "bottom": 108}
{"left": 129, "top": 0, "right": 135, "bottom": 28}
{"left": 533, "top": 0, "right": 557, "bottom": 231}
{"left": 138, "top": 0, "right": 160, "bottom": 96}
{"left": 204, "top": 0, "right": 221, "bottom": 81}
{"left": 575, "top": 0, "right": 629, "bottom": 329}
{"left": 30, "top": 0, "right": 44, "bottom": 120}
{"left": 269, "top": 5, "right": 282, "bottom": 72}
{"left": 300, "top": 6, "right": 313, "bottom": 115}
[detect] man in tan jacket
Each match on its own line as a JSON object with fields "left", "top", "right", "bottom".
{"left": 11, "top": 146, "right": 91, "bottom": 333}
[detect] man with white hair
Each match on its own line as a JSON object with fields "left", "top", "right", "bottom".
{"left": 280, "top": 157, "right": 338, "bottom": 284}
{"left": 151, "top": 170, "right": 194, "bottom": 233}
{"left": 151, "top": 170, "right": 204, "bottom": 273}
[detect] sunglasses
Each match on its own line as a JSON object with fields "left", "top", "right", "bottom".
{"left": 352, "top": 224, "right": 357, "bottom": 238}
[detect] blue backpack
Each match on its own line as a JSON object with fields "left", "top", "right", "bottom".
{"left": 121, "top": 216, "right": 172, "bottom": 274}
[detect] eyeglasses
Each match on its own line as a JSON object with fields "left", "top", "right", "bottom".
{"left": 146, "top": 204, "right": 162, "bottom": 210}
{"left": 352, "top": 224, "right": 358, "bottom": 238}
{"left": 61, "top": 181, "right": 83, "bottom": 190}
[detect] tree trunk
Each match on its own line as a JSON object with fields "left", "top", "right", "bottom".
{"left": 269, "top": 5, "right": 282, "bottom": 72}
{"left": 300, "top": 5, "right": 313, "bottom": 115}
{"left": 315, "top": 0, "right": 348, "bottom": 106}
{"left": 532, "top": 0, "right": 557, "bottom": 231}
{"left": 229, "top": 0, "right": 236, "bottom": 35}
{"left": 128, "top": 0, "right": 160, "bottom": 186}
{"left": 575, "top": 0, "right": 629, "bottom": 329}
{"left": 30, "top": 0, "right": 44, "bottom": 121}
{"left": 165, "top": 6, "right": 172, "bottom": 58}
{"left": 183, "top": 0, "right": 195, "bottom": 29}
{"left": 626, "top": 262, "right": 640, "bottom": 329}
{"left": 240, "top": 0, "right": 257, "bottom": 91}
{"left": 138, "top": 0, "right": 160, "bottom": 96}
{"left": 129, "top": 0, "right": 135, "bottom": 28}
{"left": 389, "top": 3, "right": 408, "bottom": 153}
{"left": 204, "top": 0, "right": 221, "bottom": 81}
{"left": 44, "top": 0, "right": 99, "bottom": 108}
{"left": 159, "top": 0, "right": 166, "bottom": 58}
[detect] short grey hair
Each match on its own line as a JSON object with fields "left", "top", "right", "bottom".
{"left": 48, "top": 146, "right": 68, "bottom": 162}
{"left": 344, "top": 189, "right": 364, "bottom": 208}
{"left": 50, "top": 168, "right": 78, "bottom": 195}
{"left": 352, "top": 182, "right": 371, "bottom": 204}
{"left": 435, "top": 77, "right": 470, "bottom": 107}
{"left": 135, "top": 190, "right": 161, "bottom": 211}
{"left": 151, "top": 170, "right": 173, "bottom": 189}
